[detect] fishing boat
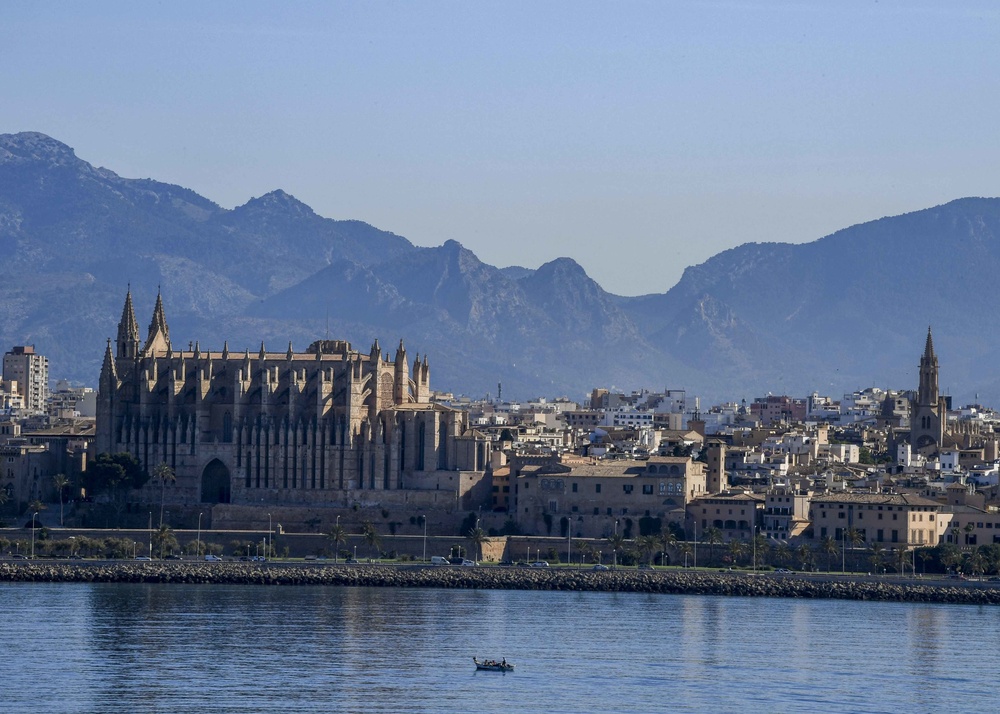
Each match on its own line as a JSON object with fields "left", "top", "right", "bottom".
{"left": 473, "top": 657, "right": 514, "bottom": 672}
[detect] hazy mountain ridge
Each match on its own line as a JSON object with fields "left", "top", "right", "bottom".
{"left": 2, "top": 131, "right": 999, "bottom": 404}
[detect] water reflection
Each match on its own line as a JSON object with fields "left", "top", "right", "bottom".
{"left": 3, "top": 583, "right": 1000, "bottom": 713}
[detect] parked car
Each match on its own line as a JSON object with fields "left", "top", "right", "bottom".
{"left": 592, "top": 564, "right": 609, "bottom": 571}
{"left": 775, "top": 568, "right": 793, "bottom": 574}
{"left": 204, "top": 554, "right": 223, "bottom": 562}
{"left": 134, "top": 556, "right": 152, "bottom": 561}
{"left": 460, "top": 559, "right": 478, "bottom": 567}
{"left": 529, "top": 561, "right": 550, "bottom": 568}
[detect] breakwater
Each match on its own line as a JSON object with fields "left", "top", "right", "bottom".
{"left": 1, "top": 561, "right": 997, "bottom": 605}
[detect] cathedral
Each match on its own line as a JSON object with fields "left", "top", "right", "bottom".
{"left": 910, "top": 327, "right": 946, "bottom": 452}
{"left": 96, "top": 290, "right": 492, "bottom": 512}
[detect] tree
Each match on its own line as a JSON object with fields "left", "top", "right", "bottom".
{"left": 52, "top": 474, "right": 70, "bottom": 526}
{"left": 85, "top": 452, "right": 149, "bottom": 525}
{"left": 776, "top": 542, "right": 792, "bottom": 567}
{"left": 705, "top": 527, "right": 723, "bottom": 566}
{"left": 636, "top": 535, "right": 660, "bottom": 565}
{"left": 152, "top": 462, "right": 176, "bottom": 527}
{"left": 467, "top": 525, "right": 487, "bottom": 562}
{"left": 154, "top": 525, "right": 179, "bottom": 558}
{"left": 361, "top": 521, "right": 381, "bottom": 560}
{"left": 820, "top": 536, "right": 838, "bottom": 572}
{"left": 606, "top": 531, "right": 626, "bottom": 567}
{"left": 678, "top": 541, "right": 693, "bottom": 567}
{"left": 726, "top": 539, "right": 745, "bottom": 566}
{"left": 869, "top": 542, "right": 885, "bottom": 574}
{"left": 27, "top": 499, "right": 46, "bottom": 520}
{"left": 796, "top": 544, "right": 814, "bottom": 571}
{"left": 326, "top": 523, "right": 347, "bottom": 560}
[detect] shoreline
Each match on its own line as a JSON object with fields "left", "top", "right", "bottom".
{"left": 1, "top": 562, "right": 998, "bottom": 605}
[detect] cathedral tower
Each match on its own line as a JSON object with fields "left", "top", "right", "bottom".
{"left": 911, "top": 327, "right": 944, "bottom": 452}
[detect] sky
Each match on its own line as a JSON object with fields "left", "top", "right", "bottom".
{"left": 3, "top": 1, "right": 1000, "bottom": 296}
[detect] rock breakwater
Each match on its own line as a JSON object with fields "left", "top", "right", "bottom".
{"left": 1, "top": 562, "right": 998, "bottom": 605}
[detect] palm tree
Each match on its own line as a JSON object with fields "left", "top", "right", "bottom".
{"left": 27, "top": 499, "right": 45, "bottom": 528}
{"left": 636, "top": 535, "right": 659, "bottom": 565}
{"left": 796, "top": 544, "right": 814, "bottom": 571}
{"left": 726, "top": 539, "right": 745, "bottom": 567}
{"left": 659, "top": 527, "right": 677, "bottom": 566}
{"left": 467, "top": 525, "right": 487, "bottom": 562}
{"left": 607, "top": 531, "right": 626, "bottom": 567}
{"left": 705, "top": 527, "right": 723, "bottom": 566}
{"left": 154, "top": 525, "right": 179, "bottom": 558}
{"left": 52, "top": 474, "right": 70, "bottom": 526}
{"left": 361, "top": 521, "right": 381, "bottom": 560}
{"left": 776, "top": 542, "right": 792, "bottom": 567}
{"left": 678, "top": 541, "right": 693, "bottom": 567}
{"left": 869, "top": 542, "right": 885, "bottom": 574}
{"left": 917, "top": 548, "right": 932, "bottom": 576}
{"left": 152, "top": 462, "right": 175, "bottom": 527}
{"left": 820, "top": 536, "right": 838, "bottom": 572}
{"left": 326, "top": 523, "right": 347, "bottom": 560}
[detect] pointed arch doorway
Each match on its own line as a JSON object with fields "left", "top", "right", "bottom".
{"left": 201, "top": 459, "right": 232, "bottom": 504}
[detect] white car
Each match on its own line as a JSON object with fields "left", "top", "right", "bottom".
{"left": 530, "top": 561, "right": 550, "bottom": 568}
{"left": 461, "top": 559, "right": 478, "bottom": 566}
{"left": 204, "top": 554, "right": 223, "bottom": 562}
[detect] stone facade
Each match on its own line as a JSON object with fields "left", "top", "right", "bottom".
{"left": 96, "top": 290, "right": 492, "bottom": 514}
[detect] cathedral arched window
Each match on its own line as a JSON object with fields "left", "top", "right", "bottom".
{"left": 222, "top": 411, "right": 232, "bottom": 443}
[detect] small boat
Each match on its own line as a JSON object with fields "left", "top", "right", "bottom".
{"left": 473, "top": 656, "right": 514, "bottom": 672}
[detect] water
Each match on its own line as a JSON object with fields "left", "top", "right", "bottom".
{"left": 4, "top": 582, "right": 999, "bottom": 713}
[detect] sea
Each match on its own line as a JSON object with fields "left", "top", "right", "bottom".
{"left": 3, "top": 581, "right": 998, "bottom": 713}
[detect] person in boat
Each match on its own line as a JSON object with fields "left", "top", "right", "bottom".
{"left": 501, "top": 658, "right": 506, "bottom": 666}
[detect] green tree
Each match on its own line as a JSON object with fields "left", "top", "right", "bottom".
{"left": 361, "top": 521, "right": 381, "bottom": 560}
{"left": 52, "top": 473, "right": 70, "bottom": 526}
{"left": 326, "top": 523, "right": 347, "bottom": 561}
{"left": 27, "top": 499, "right": 46, "bottom": 523}
{"left": 606, "top": 531, "right": 626, "bottom": 567}
{"left": 726, "top": 539, "right": 745, "bottom": 566}
{"left": 821, "top": 536, "right": 839, "bottom": 572}
{"left": 705, "top": 527, "right": 723, "bottom": 566}
{"left": 153, "top": 525, "right": 179, "bottom": 558}
{"left": 796, "top": 543, "right": 814, "bottom": 571}
{"left": 85, "top": 452, "right": 149, "bottom": 525}
{"left": 467, "top": 525, "right": 487, "bottom": 562}
{"left": 869, "top": 542, "right": 885, "bottom": 574}
{"left": 636, "top": 534, "right": 660, "bottom": 565}
{"left": 776, "top": 542, "right": 792, "bottom": 567}
{"left": 152, "top": 462, "right": 175, "bottom": 527}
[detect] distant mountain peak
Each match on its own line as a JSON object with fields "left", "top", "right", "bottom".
{"left": 0, "top": 131, "right": 82, "bottom": 167}
{"left": 237, "top": 189, "right": 316, "bottom": 217}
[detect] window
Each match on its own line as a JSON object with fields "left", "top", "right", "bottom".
{"left": 595, "top": 484, "right": 601, "bottom": 494}
{"left": 623, "top": 485, "right": 634, "bottom": 494}
{"left": 642, "top": 484, "right": 653, "bottom": 495}
{"left": 572, "top": 483, "right": 578, "bottom": 493}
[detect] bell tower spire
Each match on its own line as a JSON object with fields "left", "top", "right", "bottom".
{"left": 116, "top": 285, "right": 141, "bottom": 359}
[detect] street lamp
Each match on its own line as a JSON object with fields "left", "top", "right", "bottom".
{"left": 267, "top": 513, "right": 272, "bottom": 561}
{"left": 421, "top": 515, "right": 427, "bottom": 563}
{"left": 197, "top": 512, "right": 203, "bottom": 556}
{"left": 335, "top": 515, "right": 340, "bottom": 564}
{"left": 614, "top": 519, "right": 619, "bottom": 569}
{"left": 148, "top": 512, "right": 152, "bottom": 559}
{"left": 30, "top": 511, "right": 38, "bottom": 558}
{"left": 353, "top": 545, "right": 357, "bottom": 561}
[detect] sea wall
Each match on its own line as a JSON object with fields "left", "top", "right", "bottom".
{"left": 1, "top": 562, "right": 999, "bottom": 605}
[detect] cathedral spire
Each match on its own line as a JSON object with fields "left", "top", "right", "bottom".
{"left": 924, "top": 326, "right": 935, "bottom": 362}
{"left": 116, "top": 286, "right": 140, "bottom": 359}
{"left": 142, "top": 288, "right": 171, "bottom": 355}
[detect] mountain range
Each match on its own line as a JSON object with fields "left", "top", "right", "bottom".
{"left": 1, "top": 131, "right": 998, "bottom": 406}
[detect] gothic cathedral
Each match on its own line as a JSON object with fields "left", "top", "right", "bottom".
{"left": 96, "top": 290, "right": 492, "bottom": 510}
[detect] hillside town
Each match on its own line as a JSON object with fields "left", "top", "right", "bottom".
{"left": 1, "top": 293, "right": 999, "bottom": 573}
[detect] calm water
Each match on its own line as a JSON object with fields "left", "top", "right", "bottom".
{"left": 4, "top": 581, "right": 999, "bottom": 713}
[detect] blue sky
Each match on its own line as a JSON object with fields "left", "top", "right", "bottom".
{"left": 4, "top": 1, "right": 999, "bottom": 295}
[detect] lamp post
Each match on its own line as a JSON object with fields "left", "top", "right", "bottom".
{"left": 694, "top": 521, "right": 698, "bottom": 569}
{"left": 614, "top": 519, "right": 619, "bottom": 569}
{"left": 148, "top": 512, "right": 152, "bottom": 559}
{"left": 421, "top": 515, "right": 427, "bottom": 563}
{"left": 267, "top": 513, "right": 272, "bottom": 561}
{"left": 197, "top": 512, "right": 203, "bottom": 557}
{"left": 353, "top": 545, "right": 357, "bottom": 561}
{"left": 133, "top": 541, "right": 137, "bottom": 559}
{"left": 335, "top": 515, "right": 340, "bottom": 564}
{"left": 30, "top": 511, "right": 38, "bottom": 559}
{"left": 567, "top": 526, "right": 572, "bottom": 568}
{"left": 752, "top": 525, "right": 757, "bottom": 574}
